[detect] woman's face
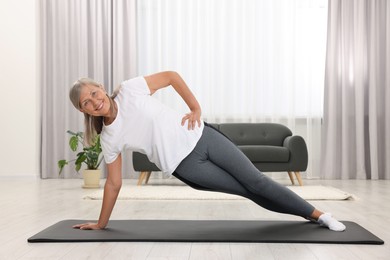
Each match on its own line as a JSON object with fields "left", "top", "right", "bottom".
{"left": 79, "top": 84, "right": 111, "bottom": 117}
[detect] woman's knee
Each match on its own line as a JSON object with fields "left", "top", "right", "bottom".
{"left": 241, "top": 173, "right": 277, "bottom": 194}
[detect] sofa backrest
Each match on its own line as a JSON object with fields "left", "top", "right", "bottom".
{"left": 217, "top": 123, "right": 292, "bottom": 146}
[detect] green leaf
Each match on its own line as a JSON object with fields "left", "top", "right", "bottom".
{"left": 76, "top": 151, "right": 85, "bottom": 157}
{"left": 58, "top": 159, "right": 68, "bottom": 168}
{"left": 69, "top": 136, "right": 79, "bottom": 151}
{"left": 58, "top": 160, "right": 68, "bottom": 175}
{"left": 75, "top": 154, "right": 87, "bottom": 165}
{"left": 83, "top": 146, "right": 91, "bottom": 152}
{"left": 89, "top": 153, "right": 98, "bottom": 160}
{"left": 67, "top": 130, "right": 77, "bottom": 136}
{"left": 96, "top": 156, "right": 104, "bottom": 168}
{"left": 75, "top": 162, "right": 82, "bottom": 172}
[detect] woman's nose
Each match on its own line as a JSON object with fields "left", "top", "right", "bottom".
{"left": 91, "top": 98, "right": 99, "bottom": 107}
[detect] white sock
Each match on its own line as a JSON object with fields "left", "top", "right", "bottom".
{"left": 318, "top": 213, "right": 346, "bottom": 231}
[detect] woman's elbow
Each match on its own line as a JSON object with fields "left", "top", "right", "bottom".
{"left": 166, "top": 71, "right": 180, "bottom": 81}
{"left": 106, "top": 180, "right": 122, "bottom": 192}
{"left": 114, "top": 181, "right": 122, "bottom": 191}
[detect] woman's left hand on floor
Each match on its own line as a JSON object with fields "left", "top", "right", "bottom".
{"left": 72, "top": 222, "right": 103, "bottom": 230}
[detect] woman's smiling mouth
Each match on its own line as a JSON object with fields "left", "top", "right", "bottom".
{"left": 96, "top": 102, "right": 104, "bottom": 111}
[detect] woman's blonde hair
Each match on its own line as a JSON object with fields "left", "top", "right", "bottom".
{"left": 69, "top": 78, "right": 119, "bottom": 146}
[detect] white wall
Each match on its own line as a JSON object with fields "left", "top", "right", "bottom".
{"left": 0, "top": 0, "right": 39, "bottom": 177}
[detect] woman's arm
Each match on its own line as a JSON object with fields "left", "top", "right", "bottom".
{"left": 72, "top": 154, "right": 122, "bottom": 230}
{"left": 144, "top": 71, "right": 202, "bottom": 130}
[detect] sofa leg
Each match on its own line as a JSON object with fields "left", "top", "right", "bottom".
{"left": 145, "top": 171, "right": 152, "bottom": 184}
{"left": 294, "top": 171, "right": 303, "bottom": 186}
{"left": 137, "top": 171, "right": 148, "bottom": 186}
{"left": 287, "top": 171, "right": 295, "bottom": 185}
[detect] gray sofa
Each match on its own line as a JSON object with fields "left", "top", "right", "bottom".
{"left": 133, "top": 123, "right": 308, "bottom": 186}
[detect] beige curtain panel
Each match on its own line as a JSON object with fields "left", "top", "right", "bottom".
{"left": 322, "top": 0, "right": 390, "bottom": 179}
{"left": 40, "top": 0, "right": 137, "bottom": 178}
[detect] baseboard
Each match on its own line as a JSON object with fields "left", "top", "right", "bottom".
{"left": 0, "top": 173, "right": 40, "bottom": 179}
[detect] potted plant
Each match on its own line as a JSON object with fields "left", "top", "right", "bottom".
{"left": 58, "top": 131, "right": 103, "bottom": 188}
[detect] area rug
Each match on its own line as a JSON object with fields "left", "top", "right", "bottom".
{"left": 83, "top": 185, "right": 356, "bottom": 201}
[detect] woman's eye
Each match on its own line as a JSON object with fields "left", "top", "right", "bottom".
{"left": 91, "top": 91, "right": 97, "bottom": 97}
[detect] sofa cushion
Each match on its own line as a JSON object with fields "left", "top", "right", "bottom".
{"left": 219, "top": 123, "right": 292, "bottom": 146}
{"left": 239, "top": 145, "right": 290, "bottom": 163}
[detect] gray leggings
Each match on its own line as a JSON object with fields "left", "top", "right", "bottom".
{"left": 173, "top": 125, "right": 315, "bottom": 218}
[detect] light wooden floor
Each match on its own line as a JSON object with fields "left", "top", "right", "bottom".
{"left": 0, "top": 177, "right": 389, "bottom": 260}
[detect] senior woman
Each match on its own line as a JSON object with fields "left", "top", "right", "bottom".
{"left": 69, "top": 71, "right": 345, "bottom": 232}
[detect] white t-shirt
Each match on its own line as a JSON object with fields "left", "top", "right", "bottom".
{"left": 100, "top": 76, "right": 204, "bottom": 175}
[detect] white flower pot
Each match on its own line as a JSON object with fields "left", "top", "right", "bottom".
{"left": 82, "top": 169, "right": 101, "bottom": 189}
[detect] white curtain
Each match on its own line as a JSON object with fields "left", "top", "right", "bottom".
{"left": 40, "top": 0, "right": 137, "bottom": 178}
{"left": 112, "top": 0, "right": 138, "bottom": 178}
{"left": 137, "top": 0, "right": 328, "bottom": 179}
{"left": 321, "top": 0, "right": 390, "bottom": 179}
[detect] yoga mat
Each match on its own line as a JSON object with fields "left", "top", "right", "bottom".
{"left": 27, "top": 219, "right": 384, "bottom": 244}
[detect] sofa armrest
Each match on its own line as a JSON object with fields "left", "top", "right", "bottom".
{"left": 283, "top": 135, "right": 308, "bottom": 171}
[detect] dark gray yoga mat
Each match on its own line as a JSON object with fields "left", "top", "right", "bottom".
{"left": 28, "top": 219, "right": 384, "bottom": 244}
